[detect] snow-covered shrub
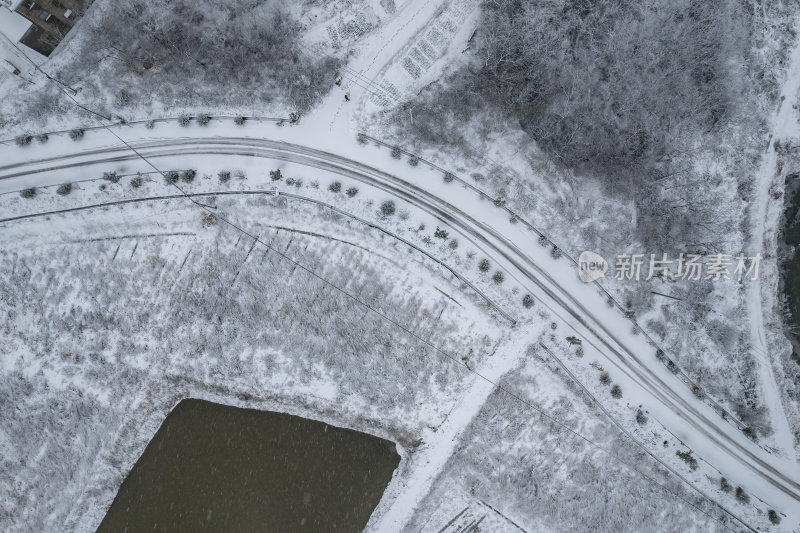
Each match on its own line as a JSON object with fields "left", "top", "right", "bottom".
{"left": 408, "top": 155, "right": 419, "bottom": 166}
{"left": 550, "top": 246, "right": 562, "bottom": 259}
{"left": 522, "top": 294, "right": 534, "bottom": 308}
{"left": 69, "top": 128, "right": 84, "bottom": 140}
{"left": 130, "top": 176, "right": 143, "bottom": 188}
{"left": 735, "top": 487, "right": 749, "bottom": 503}
{"left": 492, "top": 271, "right": 504, "bottom": 284}
{"left": 328, "top": 181, "right": 341, "bottom": 193}
{"left": 346, "top": 187, "right": 358, "bottom": 197}
{"left": 15, "top": 134, "right": 32, "bottom": 146}
{"left": 357, "top": 133, "right": 367, "bottom": 144}
{"left": 102, "top": 172, "right": 120, "bottom": 183}
{"left": 36, "top": 133, "right": 48, "bottom": 143}
{"left": 636, "top": 409, "right": 647, "bottom": 425}
{"left": 270, "top": 169, "right": 283, "bottom": 181}
{"left": 478, "top": 259, "right": 490, "bottom": 272}
{"left": 181, "top": 170, "right": 196, "bottom": 182}
{"left": 599, "top": 372, "right": 611, "bottom": 385}
{"left": 196, "top": 113, "right": 212, "bottom": 126}
{"left": 434, "top": 227, "right": 448, "bottom": 239}
{"left": 675, "top": 450, "right": 697, "bottom": 470}
{"left": 234, "top": 116, "right": 247, "bottom": 125}
{"left": 443, "top": 171, "right": 455, "bottom": 183}
{"left": 380, "top": 200, "right": 395, "bottom": 216}
{"left": 391, "top": 146, "right": 402, "bottom": 159}
{"left": 164, "top": 171, "right": 179, "bottom": 185}
{"left": 20, "top": 187, "right": 36, "bottom": 199}
{"left": 178, "top": 115, "right": 191, "bottom": 127}
{"left": 610, "top": 384, "right": 622, "bottom": 398}
{"left": 448, "top": 239, "right": 458, "bottom": 250}
{"left": 56, "top": 183, "right": 72, "bottom": 196}
{"left": 218, "top": 171, "right": 231, "bottom": 183}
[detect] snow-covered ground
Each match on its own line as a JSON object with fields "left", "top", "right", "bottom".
{"left": 2, "top": 0, "right": 800, "bottom": 531}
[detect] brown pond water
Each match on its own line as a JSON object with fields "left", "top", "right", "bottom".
{"left": 96, "top": 399, "right": 400, "bottom": 533}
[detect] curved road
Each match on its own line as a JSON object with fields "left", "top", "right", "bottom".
{"left": 1, "top": 135, "right": 799, "bottom": 526}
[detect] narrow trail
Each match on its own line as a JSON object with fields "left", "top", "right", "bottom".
{"left": 746, "top": 25, "right": 800, "bottom": 463}
{"left": 366, "top": 329, "right": 532, "bottom": 532}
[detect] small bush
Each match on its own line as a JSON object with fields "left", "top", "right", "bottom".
{"left": 408, "top": 155, "right": 419, "bottom": 166}
{"left": 164, "top": 171, "right": 179, "bottom": 185}
{"left": 218, "top": 171, "right": 231, "bottom": 183}
{"left": 102, "top": 172, "right": 120, "bottom": 183}
{"left": 15, "top": 134, "right": 32, "bottom": 146}
{"left": 493, "top": 197, "right": 505, "bottom": 207}
{"left": 391, "top": 146, "right": 402, "bottom": 158}
{"left": 20, "top": 187, "right": 36, "bottom": 199}
{"left": 676, "top": 450, "right": 697, "bottom": 471}
{"left": 735, "top": 487, "right": 749, "bottom": 504}
{"left": 444, "top": 171, "right": 455, "bottom": 183}
{"left": 234, "top": 116, "right": 247, "bottom": 125}
{"left": 538, "top": 234, "right": 548, "bottom": 246}
{"left": 380, "top": 200, "right": 396, "bottom": 216}
{"left": 522, "top": 294, "right": 534, "bottom": 308}
{"left": 145, "top": 120, "right": 155, "bottom": 129}
{"left": 720, "top": 477, "right": 731, "bottom": 493}
{"left": 346, "top": 187, "right": 359, "bottom": 197}
{"left": 357, "top": 133, "right": 367, "bottom": 144}
{"left": 575, "top": 347, "right": 584, "bottom": 357}
{"left": 448, "top": 239, "right": 458, "bottom": 250}
{"left": 131, "top": 176, "right": 143, "bottom": 188}
{"left": 478, "top": 259, "right": 490, "bottom": 272}
{"left": 69, "top": 128, "right": 85, "bottom": 140}
{"left": 656, "top": 348, "right": 666, "bottom": 362}
{"left": 434, "top": 227, "right": 449, "bottom": 239}
{"left": 196, "top": 113, "right": 212, "bottom": 126}
{"left": 492, "top": 271, "right": 504, "bottom": 284}
{"left": 566, "top": 336, "right": 581, "bottom": 346}
{"left": 742, "top": 427, "right": 757, "bottom": 440}
{"left": 36, "top": 133, "right": 49, "bottom": 143}
{"left": 610, "top": 385, "right": 622, "bottom": 398}
{"left": 270, "top": 169, "right": 283, "bottom": 181}
{"left": 636, "top": 409, "right": 648, "bottom": 425}
{"left": 599, "top": 372, "right": 611, "bottom": 385}
{"left": 181, "top": 169, "right": 196, "bottom": 183}
{"left": 550, "top": 322, "right": 558, "bottom": 330}
{"left": 691, "top": 384, "right": 704, "bottom": 399}
{"left": 178, "top": 114, "right": 192, "bottom": 126}
{"left": 56, "top": 183, "right": 72, "bottom": 196}
{"left": 768, "top": 510, "right": 781, "bottom": 525}
{"left": 624, "top": 310, "right": 636, "bottom": 320}
{"left": 551, "top": 246, "right": 562, "bottom": 259}
{"left": 329, "top": 181, "right": 341, "bottom": 193}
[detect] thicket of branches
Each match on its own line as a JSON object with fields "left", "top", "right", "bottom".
{"left": 37, "top": 0, "right": 340, "bottom": 117}
{"left": 401, "top": 0, "right": 759, "bottom": 251}
{"left": 471, "top": 0, "right": 746, "bottom": 177}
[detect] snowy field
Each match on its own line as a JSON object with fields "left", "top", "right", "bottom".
{"left": 1, "top": 0, "right": 800, "bottom": 531}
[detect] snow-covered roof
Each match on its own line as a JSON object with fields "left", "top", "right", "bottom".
{"left": 0, "top": 0, "right": 24, "bottom": 11}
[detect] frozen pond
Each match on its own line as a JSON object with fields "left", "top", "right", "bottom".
{"left": 96, "top": 399, "right": 400, "bottom": 532}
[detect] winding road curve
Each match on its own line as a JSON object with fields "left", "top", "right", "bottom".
{"left": 1, "top": 134, "right": 799, "bottom": 528}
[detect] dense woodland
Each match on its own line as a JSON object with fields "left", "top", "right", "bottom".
{"left": 8, "top": 0, "right": 341, "bottom": 126}
{"left": 400, "top": 0, "right": 785, "bottom": 251}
